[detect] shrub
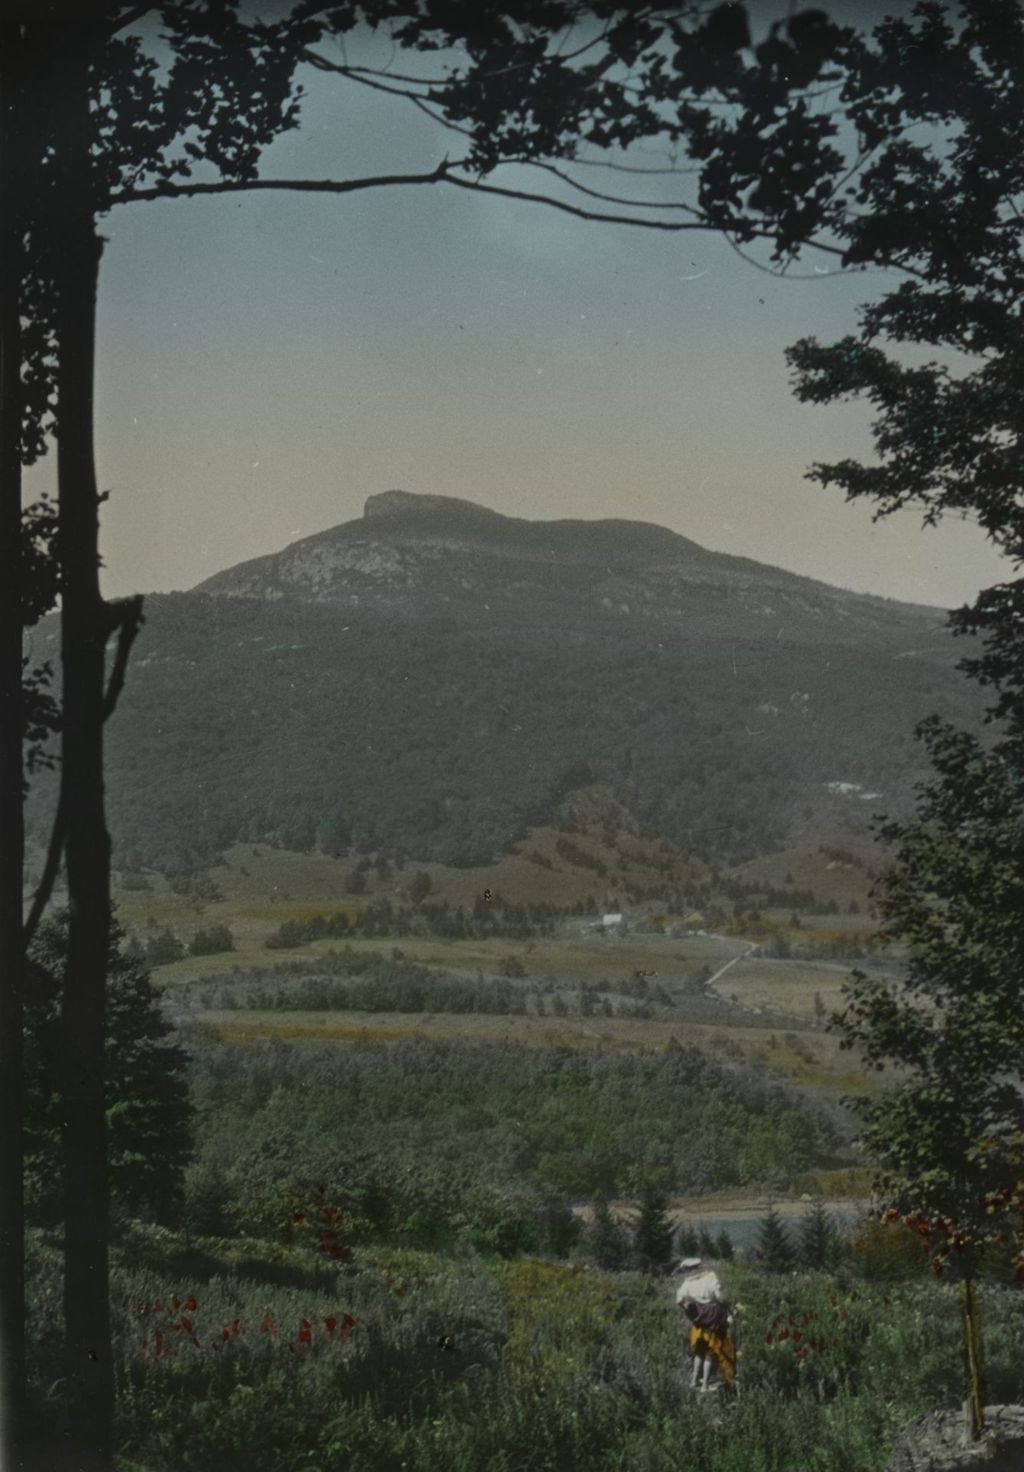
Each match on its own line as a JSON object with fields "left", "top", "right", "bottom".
{"left": 145, "top": 928, "right": 186, "bottom": 966}
{"left": 189, "top": 924, "right": 235, "bottom": 957}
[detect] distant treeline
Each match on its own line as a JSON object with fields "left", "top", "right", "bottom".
{"left": 189, "top": 951, "right": 762, "bottom": 1027}
{"left": 210, "top": 957, "right": 534, "bottom": 1017}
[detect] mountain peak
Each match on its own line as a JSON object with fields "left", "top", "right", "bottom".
{"left": 364, "top": 489, "right": 509, "bottom": 526}
{"left": 194, "top": 489, "right": 944, "bottom": 648}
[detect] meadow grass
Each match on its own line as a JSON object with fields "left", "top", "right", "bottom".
{"left": 717, "top": 957, "right": 851, "bottom": 1021}
{"left": 27, "top": 1231, "right": 1022, "bottom": 1472}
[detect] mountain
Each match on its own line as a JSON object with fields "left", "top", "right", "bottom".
{"left": 29, "top": 492, "right": 986, "bottom": 873}
{"left": 196, "top": 488, "right": 949, "bottom": 650}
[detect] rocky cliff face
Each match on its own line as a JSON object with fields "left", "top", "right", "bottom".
{"left": 195, "top": 490, "right": 950, "bottom": 652}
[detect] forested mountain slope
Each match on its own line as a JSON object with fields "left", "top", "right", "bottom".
{"left": 29, "top": 493, "right": 985, "bottom": 870}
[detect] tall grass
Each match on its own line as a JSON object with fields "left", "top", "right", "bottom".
{"left": 26, "top": 1232, "right": 1024, "bottom": 1472}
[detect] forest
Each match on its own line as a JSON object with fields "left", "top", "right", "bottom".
{"left": 27, "top": 593, "right": 987, "bottom": 870}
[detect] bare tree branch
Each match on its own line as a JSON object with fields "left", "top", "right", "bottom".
{"left": 23, "top": 794, "right": 64, "bottom": 951}
{"left": 108, "top": 161, "right": 453, "bottom": 206}
{"left": 303, "top": 51, "right": 436, "bottom": 99}
{"left": 109, "top": 5, "right": 155, "bottom": 36}
{"left": 569, "top": 155, "right": 700, "bottom": 176}
{"left": 518, "top": 158, "right": 702, "bottom": 213}
{"left": 101, "top": 595, "right": 145, "bottom": 722}
{"left": 440, "top": 168, "right": 852, "bottom": 256}
{"left": 111, "top": 158, "right": 869, "bottom": 271}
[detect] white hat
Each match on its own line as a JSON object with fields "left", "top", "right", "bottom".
{"left": 677, "top": 1257, "right": 702, "bottom": 1271}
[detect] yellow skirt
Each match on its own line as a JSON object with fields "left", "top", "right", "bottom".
{"left": 689, "top": 1325, "right": 737, "bottom": 1386}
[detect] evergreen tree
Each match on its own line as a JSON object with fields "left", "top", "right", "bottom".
{"left": 677, "top": 1224, "right": 701, "bottom": 1258}
{"left": 144, "top": 927, "right": 186, "bottom": 967}
{"left": 588, "top": 1198, "right": 629, "bottom": 1272}
{"left": 757, "top": 1205, "right": 794, "bottom": 1272}
{"left": 799, "top": 1201, "right": 841, "bottom": 1271}
{"left": 716, "top": 1230, "right": 735, "bottom": 1262}
{"left": 633, "top": 1186, "right": 676, "bottom": 1273}
{"left": 25, "top": 916, "right": 193, "bottom": 1228}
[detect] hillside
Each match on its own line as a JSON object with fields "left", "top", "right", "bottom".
{"left": 28, "top": 492, "right": 986, "bottom": 872}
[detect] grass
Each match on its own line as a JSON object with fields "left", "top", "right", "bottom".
{"left": 26, "top": 1223, "right": 1024, "bottom": 1472}
{"left": 716, "top": 957, "right": 851, "bottom": 1021}
{"left": 155, "top": 930, "right": 746, "bottom": 990}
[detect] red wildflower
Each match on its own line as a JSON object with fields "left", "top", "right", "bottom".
{"left": 793, "top": 1331, "right": 802, "bottom": 1342}
{"left": 339, "top": 1314, "right": 356, "bottom": 1345}
{"left": 185, "top": 1295, "right": 197, "bottom": 1311}
{"left": 766, "top": 1333, "right": 774, "bottom": 1345}
{"left": 298, "top": 1320, "right": 312, "bottom": 1345}
{"left": 191, "top": 1336, "right": 201, "bottom": 1349}
{"left": 260, "top": 1313, "right": 276, "bottom": 1335}
{"left": 173, "top": 1296, "right": 181, "bottom": 1310}
{"left": 778, "top": 1330, "right": 789, "bottom": 1342}
{"left": 222, "top": 1327, "right": 231, "bottom": 1342}
{"left": 180, "top": 1316, "right": 193, "bottom": 1334}
{"left": 325, "top": 1316, "right": 338, "bottom": 1336}
{"left": 293, "top": 1211, "right": 306, "bottom": 1225}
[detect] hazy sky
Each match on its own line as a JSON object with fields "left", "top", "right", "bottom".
{"left": 26, "top": 5, "right": 1013, "bottom": 609}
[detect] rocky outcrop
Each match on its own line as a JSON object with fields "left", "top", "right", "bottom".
{"left": 886, "top": 1406, "right": 1024, "bottom": 1472}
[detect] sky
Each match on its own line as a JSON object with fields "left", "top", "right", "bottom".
{"left": 25, "top": 3, "right": 1014, "bottom": 609}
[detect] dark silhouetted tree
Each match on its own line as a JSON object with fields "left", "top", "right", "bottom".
{"left": 25, "top": 916, "right": 193, "bottom": 1230}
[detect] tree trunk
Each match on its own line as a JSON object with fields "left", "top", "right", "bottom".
{"left": 959, "top": 1274, "right": 985, "bottom": 1442}
{"left": 0, "top": 16, "right": 28, "bottom": 1459}
{"left": 51, "top": 36, "right": 115, "bottom": 1470}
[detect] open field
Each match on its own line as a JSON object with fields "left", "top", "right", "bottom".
{"left": 711, "top": 956, "right": 853, "bottom": 1022}
{"left": 186, "top": 1005, "right": 873, "bottom": 1096}
{"left": 149, "top": 928, "right": 752, "bottom": 988}
{"left": 107, "top": 843, "right": 896, "bottom": 1109}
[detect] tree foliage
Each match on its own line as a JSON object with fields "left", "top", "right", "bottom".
{"left": 24, "top": 916, "right": 193, "bottom": 1229}
{"left": 833, "top": 721, "right": 1024, "bottom": 1276}
{"left": 632, "top": 1184, "right": 676, "bottom": 1273}
{"left": 757, "top": 1204, "right": 793, "bottom": 1272}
